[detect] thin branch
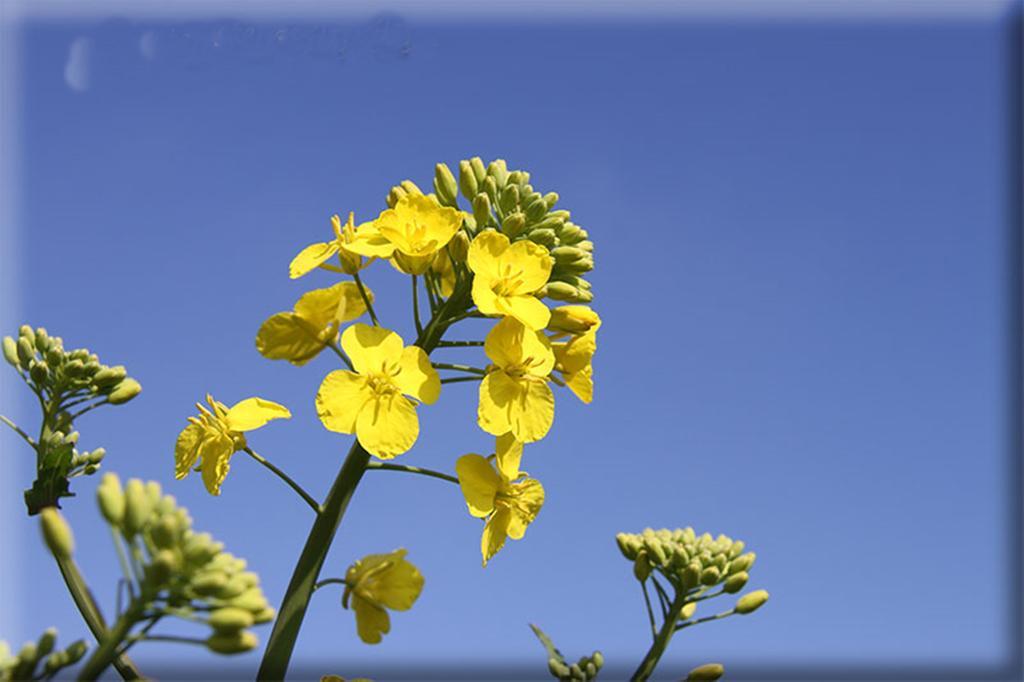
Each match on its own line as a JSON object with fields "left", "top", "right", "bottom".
{"left": 68, "top": 399, "right": 110, "bottom": 421}
{"left": 352, "top": 270, "right": 380, "bottom": 326}
{"left": 435, "top": 340, "right": 485, "bottom": 348}
{"left": 365, "top": 461, "right": 458, "bottom": 484}
{"left": 651, "top": 576, "right": 672, "bottom": 618}
{"left": 440, "top": 376, "right": 482, "bottom": 385}
{"left": 431, "top": 362, "right": 487, "bottom": 375}
{"left": 675, "top": 609, "right": 736, "bottom": 632}
{"left": 640, "top": 581, "right": 658, "bottom": 641}
{"left": 242, "top": 447, "right": 321, "bottom": 513}
{"left": 0, "top": 414, "right": 35, "bottom": 447}
{"left": 325, "top": 340, "right": 354, "bottom": 371}
{"left": 412, "top": 276, "right": 424, "bottom": 336}
{"left": 312, "top": 577, "right": 349, "bottom": 592}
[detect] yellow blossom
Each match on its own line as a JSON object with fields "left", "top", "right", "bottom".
{"left": 468, "top": 231, "right": 552, "bottom": 330}
{"left": 342, "top": 549, "right": 424, "bottom": 644}
{"left": 478, "top": 317, "right": 555, "bottom": 443}
{"left": 316, "top": 324, "right": 440, "bottom": 459}
{"left": 550, "top": 310, "right": 599, "bottom": 403}
{"left": 256, "top": 282, "right": 372, "bottom": 365}
{"left": 289, "top": 213, "right": 392, "bottom": 278}
{"left": 546, "top": 305, "right": 602, "bottom": 336}
{"left": 175, "top": 395, "right": 291, "bottom": 495}
{"left": 359, "top": 195, "right": 463, "bottom": 275}
{"left": 456, "top": 434, "right": 545, "bottom": 566}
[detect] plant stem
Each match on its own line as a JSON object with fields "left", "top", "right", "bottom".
{"left": 54, "top": 554, "right": 143, "bottom": 680}
{"left": 0, "top": 414, "right": 34, "bottom": 447}
{"left": 325, "top": 340, "right": 354, "bottom": 371}
{"left": 436, "top": 340, "right": 484, "bottom": 348}
{"left": 242, "top": 447, "right": 321, "bottom": 513}
{"left": 412, "top": 275, "right": 424, "bottom": 336}
{"left": 76, "top": 601, "right": 143, "bottom": 681}
{"left": 365, "top": 461, "right": 458, "bottom": 484}
{"left": 630, "top": 594, "right": 685, "bottom": 682}
{"left": 431, "top": 362, "right": 487, "bottom": 375}
{"left": 312, "top": 577, "right": 349, "bottom": 592}
{"left": 352, "top": 271, "right": 379, "bottom": 326}
{"left": 440, "top": 376, "right": 482, "bottom": 385}
{"left": 675, "top": 609, "right": 736, "bottom": 631}
{"left": 640, "top": 581, "right": 658, "bottom": 640}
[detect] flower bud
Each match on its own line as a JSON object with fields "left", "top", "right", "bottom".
{"left": 499, "top": 184, "right": 520, "bottom": 214}
{"left": 615, "top": 533, "right": 637, "bottom": 560}
{"left": 548, "top": 657, "right": 569, "bottom": 679}
{"left": 472, "top": 193, "right": 492, "bottom": 228}
{"left": 93, "top": 365, "right": 127, "bottom": 387}
{"left": 208, "top": 607, "right": 255, "bottom": 633}
{"left": 568, "top": 663, "right": 583, "bottom": 680}
{"left": 729, "top": 552, "right": 756, "bottom": 574}
{"left": 19, "top": 324, "right": 35, "bottom": 343}
{"left": 123, "top": 479, "right": 152, "bottom": 537}
{"left": 591, "top": 651, "right": 604, "bottom": 669}
{"left": 205, "top": 631, "right": 258, "bottom": 655}
{"left": 735, "top": 589, "right": 769, "bottom": 615}
{"left": 632, "top": 552, "right": 651, "bottom": 581}
{"left": 227, "top": 588, "right": 270, "bottom": 613}
{"left": 216, "top": 575, "right": 251, "bottom": 600}
{"left": 449, "top": 230, "right": 470, "bottom": 263}
{"left": 544, "top": 282, "right": 580, "bottom": 302}
{"left": 40, "top": 508, "right": 74, "bottom": 560}
{"left": 724, "top": 571, "right": 748, "bottom": 594}
{"left": 107, "top": 378, "right": 142, "bottom": 404}
{"left": 680, "top": 602, "right": 697, "bottom": 620}
{"left": 29, "top": 361, "right": 49, "bottom": 384}
{"left": 482, "top": 176, "right": 499, "bottom": 204}
{"left": 502, "top": 212, "right": 527, "bottom": 239}
{"left": 36, "top": 628, "right": 57, "bottom": 658}
{"left": 682, "top": 561, "right": 702, "bottom": 590}
{"left": 687, "top": 663, "right": 725, "bottom": 681}
{"left": 527, "top": 228, "right": 556, "bottom": 247}
{"left": 543, "top": 192, "right": 559, "bottom": 210}
{"left": 584, "top": 660, "right": 597, "bottom": 678}
{"left": 2, "top": 336, "right": 18, "bottom": 366}
{"left": 43, "top": 650, "right": 68, "bottom": 675}
{"left": 433, "top": 163, "right": 458, "bottom": 207}
{"left": 184, "top": 533, "right": 221, "bottom": 565}
{"left": 548, "top": 306, "right": 600, "bottom": 335}
{"left": 486, "top": 159, "right": 508, "bottom": 187}
{"left": 700, "top": 566, "right": 721, "bottom": 586}
{"left": 64, "top": 640, "right": 87, "bottom": 663}
{"left": 17, "top": 337, "right": 35, "bottom": 368}
{"left": 644, "top": 537, "right": 668, "bottom": 567}
{"left": 87, "top": 448, "right": 106, "bottom": 465}
{"left": 150, "top": 516, "right": 179, "bottom": 549}
{"left": 469, "top": 156, "right": 487, "bottom": 184}
{"left": 525, "top": 195, "right": 547, "bottom": 222}
{"left": 458, "top": 160, "right": 478, "bottom": 200}
{"left": 97, "top": 473, "right": 126, "bottom": 525}
{"left": 252, "top": 606, "right": 276, "bottom": 624}
{"left": 387, "top": 186, "right": 406, "bottom": 208}
{"left": 399, "top": 179, "right": 422, "bottom": 196}
{"left": 145, "top": 549, "right": 178, "bottom": 587}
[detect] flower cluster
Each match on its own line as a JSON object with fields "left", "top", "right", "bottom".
{"left": 1, "top": 325, "right": 141, "bottom": 513}
{"left": 0, "top": 629, "right": 87, "bottom": 681}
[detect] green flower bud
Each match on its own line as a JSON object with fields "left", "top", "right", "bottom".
{"left": 548, "top": 657, "right": 569, "bottom": 679}
{"left": 93, "top": 365, "right": 127, "bottom": 387}
{"left": 36, "top": 628, "right": 57, "bottom": 659}
{"left": 724, "top": 571, "right": 749, "bottom": 594}
{"left": 87, "top": 447, "right": 106, "bottom": 465}
{"left": 12, "top": 642, "right": 38, "bottom": 679}
{"left": 729, "top": 552, "right": 756, "bottom": 574}
{"left": 216, "top": 575, "right": 251, "bottom": 600}
{"left": 525, "top": 195, "right": 548, "bottom": 222}
{"left": 543, "top": 192, "right": 560, "bottom": 210}
{"left": 227, "top": 587, "right": 269, "bottom": 613}
{"left": 544, "top": 282, "right": 580, "bottom": 302}
{"left": 458, "top": 160, "right": 479, "bottom": 200}
{"left": 399, "top": 179, "right": 423, "bottom": 196}
{"left": 472, "top": 193, "right": 492, "bottom": 228}
{"left": 18, "top": 324, "right": 35, "bottom": 343}
{"left": 499, "top": 184, "right": 520, "bottom": 214}
{"left": 687, "top": 663, "right": 725, "bottom": 681}
{"left": 40, "top": 508, "right": 74, "bottom": 560}
{"left": 433, "top": 163, "right": 459, "bottom": 207}
{"left": 682, "top": 561, "right": 702, "bottom": 590}
{"left": 615, "top": 532, "right": 637, "bottom": 559}
{"left": 527, "top": 228, "right": 557, "bottom": 247}
{"left": 562, "top": 256, "right": 594, "bottom": 275}
{"left": 680, "top": 602, "right": 697, "bottom": 620}
{"left": 145, "top": 549, "right": 178, "bottom": 587}
{"left": 64, "top": 640, "right": 87, "bottom": 663}
{"left": 190, "top": 571, "right": 228, "bottom": 597}
{"left": 97, "top": 473, "right": 126, "bottom": 526}
{"left": 184, "top": 533, "right": 220, "bottom": 565}
{"left": 43, "top": 650, "right": 68, "bottom": 675}
{"left": 205, "top": 631, "right": 258, "bottom": 655}
{"left": 550, "top": 246, "right": 589, "bottom": 266}
{"left": 123, "top": 479, "right": 152, "bottom": 537}
{"left": 591, "top": 651, "right": 604, "bottom": 669}
{"left": 63, "top": 359, "right": 85, "bottom": 378}
{"left": 729, "top": 540, "right": 746, "bottom": 558}
{"left": 735, "top": 589, "right": 769, "bottom": 615}
{"left": 29, "top": 361, "right": 49, "bottom": 384}
{"left": 107, "top": 378, "right": 142, "bottom": 405}
{"left": 33, "top": 328, "right": 50, "bottom": 352}
{"left": 17, "top": 337, "right": 35, "bottom": 369}
{"left": 387, "top": 186, "right": 406, "bottom": 208}
{"left": 2, "top": 336, "right": 18, "bottom": 366}
{"left": 633, "top": 552, "right": 651, "bottom": 581}
{"left": 644, "top": 537, "right": 669, "bottom": 567}
{"left": 502, "top": 212, "right": 527, "bottom": 239}
{"left": 208, "top": 607, "right": 255, "bottom": 633}
{"left": 700, "top": 566, "right": 721, "bottom": 586}
{"left": 83, "top": 463, "right": 100, "bottom": 475}
{"left": 483, "top": 176, "right": 499, "bottom": 204}
{"left": 150, "top": 516, "right": 179, "bottom": 549}
{"left": 469, "top": 156, "right": 487, "bottom": 184}
{"left": 576, "top": 240, "right": 594, "bottom": 254}
{"left": 486, "top": 159, "right": 508, "bottom": 187}
{"left": 252, "top": 606, "right": 276, "bottom": 624}
{"left": 449, "top": 230, "right": 471, "bottom": 263}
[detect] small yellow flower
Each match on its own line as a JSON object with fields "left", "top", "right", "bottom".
{"left": 478, "top": 317, "right": 555, "bottom": 443}
{"left": 290, "top": 212, "right": 392, "bottom": 278}
{"left": 546, "top": 305, "right": 602, "bottom": 336}
{"left": 175, "top": 395, "right": 291, "bottom": 495}
{"left": 256, "top": 282, "right": 372, "bottom": 365}
{"left": 551, "top": 332, "right": 597, "bottom": 404}
{"left": 363, "top": 195, "right": 463, "bottom": 275}
{"left": 468, "top": 231, "right": 553, "bottom": 330}
{"left": 342, "top": 549, "right": 424, "bottom": 644}
{"left": 316, "top": 324, "right": 440, "bottom": 459}
{"left": 456, "top": 434, "right": 545, "bottom": 566}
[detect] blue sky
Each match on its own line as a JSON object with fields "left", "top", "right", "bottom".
{"left": 0, "top": 3, "right": 1020, "bottom": 679}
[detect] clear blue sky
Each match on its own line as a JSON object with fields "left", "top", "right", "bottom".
{"left": 1, "top": 4, "right": 1020, "bottom": 679}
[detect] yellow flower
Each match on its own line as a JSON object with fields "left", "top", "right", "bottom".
{"left": 546, "top": 305, "right": 602, "bottom": 336}
{"left": 256, "top": 282, "right": 372, "bottom": 365}
{"left": 363, "top": 195, "right": 463, "bottom": 275}
{"left": 316, "top": 324, "right": 440, "bottom": 459}
{"left": 468, "top": 231, "right": 552, "bottom": 330}
{"left": 478, "top": 317, "right": 555, "bottom": 443}
{"left": 175, "top": 395, "right": 291, "bottom": 495}
{"left": 552, "top": 331, "right": 597, "bottom": 404}
{"left": 456, "top": 434, "right": 545, "bottom": 566}
{"left": 290, "top": 213, "right": 392, "bottom": 278}
{"left": 342, "top": 549, "right": 424, "bottom": 644}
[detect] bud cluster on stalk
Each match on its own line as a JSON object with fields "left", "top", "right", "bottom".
{"left": 97, "top": 475, "right": 273, "bottom": 654}
{"left": 530, "top": 624, "right": 604, "bottom": 682}
{"left": 2, "top": 325, "right": 143, "bottom": 513}
{"left": 0, "top": 628, "right": 87, "bottom": 681}
{"left": 617, "top": 527, "right": 769, "bottom": 622}
{"left": 386, "top": 157, "right": 595, "bottom": 304}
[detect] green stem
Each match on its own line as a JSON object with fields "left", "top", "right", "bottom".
{"left": 242, "top": 447, "right": 321, "bottom": 513}
{"left": 326, "top": 340, "right": 354, "bottom": 371}
{"left": 431, "top": 362, "right": 487, "bottom": 375}
{"left": 440, "top": 376, "right": 482, "bottom": 385}
{"left": 312, "top": 577, "right": 349, "bottom": 592}
{"left": 76, "top": 601, "right": 143, "bottom": 681}
{"left": 352, "top": 271, "right": 379, "bottom": 326}
{"left": 412, "top": 275, "right": 424, "bottom": 336}
{"left": 630, "top": 594, "right": 685, "bottom": 682}
{"left": 0, "top": 414, "right": 34, "bottom": 447}
{"left": 436, "top": 340, "right": 484, "bottom": 348}
{"left": 54, "top": 554, "right": 143, "bottom": 680}
{"left": 675, "top": 609, "right": 736, "bottom": 631}
{"left": 640, "top": 581, "right": 658, "bottom": 640}
{"left": 366, "top": 461, "right": 458, "bottom": 484}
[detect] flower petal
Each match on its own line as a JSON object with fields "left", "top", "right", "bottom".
{"left": 341, "top": 324, "right": 405, "bottom": 375}
{"left": 471, "top": 277, "right": 502, "bottom": 317}
{"left": 477, "top": 371, "right": 519, "bottom": 437}
{"left": 225, "top": 397, "right": 291, "bottom": 432}
{"left": 455, "top": 454, "right": 501, "bottom": 518}
{"left": 352, "top": 595, "right": 390, "bottom": 644}
{"left": 198, "top": 432, "right": 235, "bottom": 496}
{"left": 504, "top": 239, "right": 552, "bottom": 293}
{"left": 295, "top": 282, "right": 370, "bottom": 327}
{"left": 255, "top": 312, "right": 331, "bottom": 366}
{"left": 494, "top": 433, "right": 523, "bottom": 482}
{"left": 316, "top": 370, "right": 372, "bottom": 434}
{"left": 356, "top": 393, "right": 419, "bottom": 459}
{"left": 174, "top": 422, "right": 204, "bottom": 480}
{"left": 565, "top": 365, "right": 594, "bottom": 404}
{"left": 396, "top": 346, "right": 440, "bottom": 405}
{"left": 508, "top": 379, "right": 555, "bottom": 443}
{"left": 467, "top": 230, "right": 509, "bottom": 280}
{"left": 373, "top": 552, "right": 424, "bottom": 611}
{"left": 289, "top": 241, "right": 338, "bottom": 279}
{"left": 506, "top": 478, "right": 545, "bottom": 540}
{"left": 481, "top": 506, "right": 512, "bottom": 566}
{"left": 499, "top": 294, "right": 551, "bottom": 331}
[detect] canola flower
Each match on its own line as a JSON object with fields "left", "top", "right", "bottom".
{"left": 175, "top": 395, "right": 291, "bottom": 495}
{"left": 456, "top": 434, "right": 545, "bottom": 565}
{"left": 548, "top": 306, "right": 601, "bottom": 404}
{"left": 290, "top": 213, "right": 392, "bottom": 278}
{"left": 316, "top": 324, "right": 440, "bottom": 458}
{"left": 342, "top": 549, "right": 424, "bottom": 644}
{"left": 351, "top": 194, "right": 463, "bottom": 275}
{"left": 468, "top": 230, "right": 553, "bottom": 330}
{"left": 478, "top": 317, "right": 555, "bottom": 443}
{"left": 256, "top": 281, "right": 371, "bottom": 365}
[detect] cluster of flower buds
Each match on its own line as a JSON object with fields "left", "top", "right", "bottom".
{"left": 617, "top": 527, "right": 769, "bottom": 619}
{"left": 96, "top": 475, "right": 273, "bottom": 654}
{"left": 0, "top": 628, "right": 87, "bottom": 681}
{"left": 2, "top": 325, "right": 142, "bottom": 407}
{"left": 530, "top": 624, "right": 604, "bottom": 682}
{"left": 386, "top": 157, "right": 594, "bottom": 303}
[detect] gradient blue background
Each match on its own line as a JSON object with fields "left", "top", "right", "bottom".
{"left": 1, "top": 4, "right": 1020, "bottom": 679}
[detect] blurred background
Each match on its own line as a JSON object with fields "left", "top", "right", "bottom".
{"left": 0, "top": 1, "right": 1020, "bottom": 679}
